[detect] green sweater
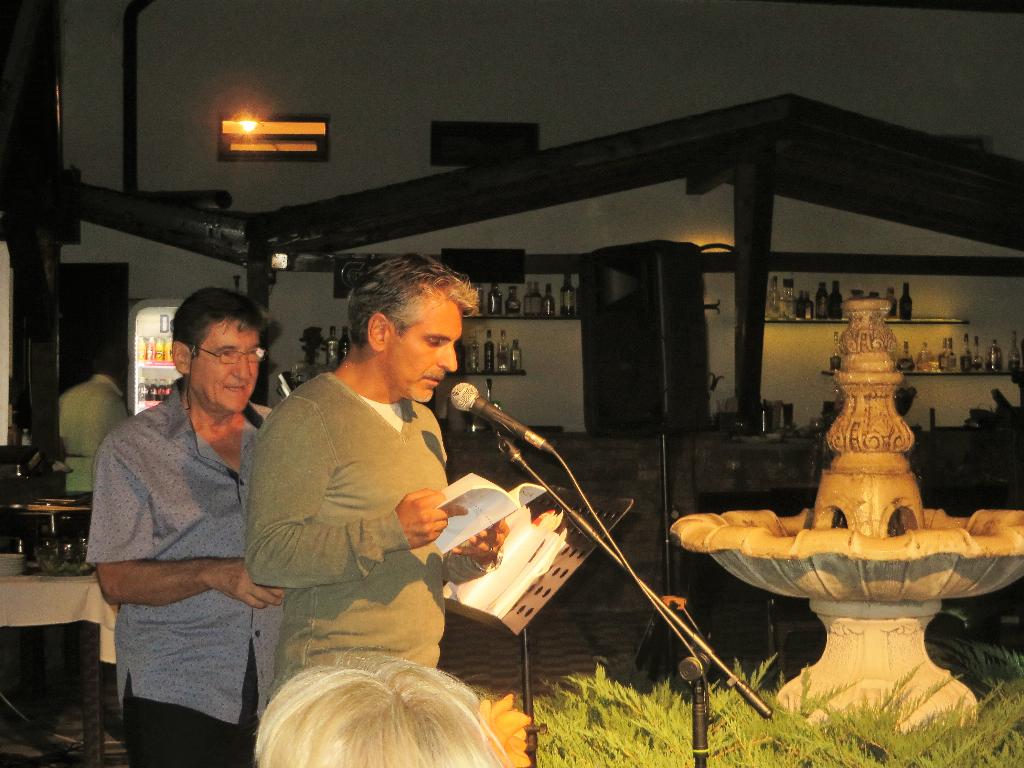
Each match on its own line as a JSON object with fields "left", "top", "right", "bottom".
{"left": 245, "top": 374, "right": 481, "bottom": 686}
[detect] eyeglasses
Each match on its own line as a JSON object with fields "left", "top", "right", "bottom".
{"left": 197, "top": 346, "right": 267, "bottom": 365}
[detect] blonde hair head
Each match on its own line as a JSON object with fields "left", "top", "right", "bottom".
{"left": 256, "top": 655, "right": 505, "bottom": 768}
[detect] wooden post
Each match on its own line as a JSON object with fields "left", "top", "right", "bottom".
{"left": 246, "top": 231, "right": 272, "bottom": 405}
{"left": 733, "top": 152, "right": 775, "bottom": 433}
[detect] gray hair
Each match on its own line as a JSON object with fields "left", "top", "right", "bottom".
{"left": 256, "top": 655, "right": 505, "bottom": 768}
{"left": 347, "top": 255, "right": 478, "bottom": 345}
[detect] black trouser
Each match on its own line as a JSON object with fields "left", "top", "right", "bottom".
{"left": 123, "top": 642, "right": 259, "bottom": 768}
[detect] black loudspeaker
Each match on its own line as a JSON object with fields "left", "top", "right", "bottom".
{"left": 580, "top": 241, "right": 709, "bottom": 435}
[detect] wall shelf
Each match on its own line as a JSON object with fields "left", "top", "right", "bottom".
{"left": 821, "top": 370, "right": 1012, "bottom": 377}
{"left": 466, "top": 315, "right": 579, "bottom": 321}
{"left": 769, "top": 318, "right": 968, "bottom": 325}
{"left": 461, "top": 371, "right": 527, "bottom": 376}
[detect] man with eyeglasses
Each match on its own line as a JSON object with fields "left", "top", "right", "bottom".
{"left": 88, "top": 287, "right": 283, "bottom": 768}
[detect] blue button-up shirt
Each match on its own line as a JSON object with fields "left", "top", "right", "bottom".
{"left": 87, "top": 389, "right": 281, "bottom": 723}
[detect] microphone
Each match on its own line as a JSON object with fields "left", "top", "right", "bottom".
{"left": 450, "top": 383, "right": 553, "bottom": 454}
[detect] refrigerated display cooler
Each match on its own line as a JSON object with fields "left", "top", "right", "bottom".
{"left": 129, "top": 299, "right": 181, "bottom": 415}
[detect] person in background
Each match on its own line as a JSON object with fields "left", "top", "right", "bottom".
{"left": 88, "top": 288, "right": 283, "bottom": 768}
{"left": 59, "top": 342, "right": 128, "bottom": 492}
{"left": 246, "top": 255, "right": 508, "bottom": 687}
{"left": 255, "top": 654, "right": 530, "bottom": 768}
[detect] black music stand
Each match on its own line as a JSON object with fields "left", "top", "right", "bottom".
{"left": 446, "top": 495, "right": 633, "bottom": 767}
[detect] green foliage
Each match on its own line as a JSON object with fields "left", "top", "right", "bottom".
{"left": 533, "top": 648, "right": 1024, "bottom": 767}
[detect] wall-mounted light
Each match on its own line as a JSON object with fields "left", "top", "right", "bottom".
{"left": 219, "top": 115, "right": 329, "bottom": 161}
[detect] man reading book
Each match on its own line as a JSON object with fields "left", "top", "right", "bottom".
{"left": 246, "top": 255, "right": 508, "bottom": 687}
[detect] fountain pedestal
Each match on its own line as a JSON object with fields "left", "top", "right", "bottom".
{"left": 780, "top": 600, "right": 973, "bottom": 730}
{"left": 673, "top": 298, "right": 1024, "bottom": 728}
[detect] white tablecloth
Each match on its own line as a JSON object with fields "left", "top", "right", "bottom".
{"left": 0, "top": 574, "right": 117, "bottom": 663}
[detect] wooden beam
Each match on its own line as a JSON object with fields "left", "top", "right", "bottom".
{"left": 0, "top": 0, "right": 49, "bottom": 184}
{"left": 78, "top": 183, "right": 249, "bottom": 265}
{"left": 733, "top": 151, "right": 775, "bottom": 433}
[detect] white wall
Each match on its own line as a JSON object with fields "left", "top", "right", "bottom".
{"left": 58, "top": 1, "right": 1024, "bottom": 429}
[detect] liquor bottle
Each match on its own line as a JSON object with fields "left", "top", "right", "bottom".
{"left": 339, "top": 326, "right": 351, "bottom": 362}
{"left": 829, "top": 331, "right": 842, "bottom": 372}
{"left": 972, "top": 335, "right": 983, "bottom": 371}
{"left": 541, "top": 283, "right": 556, "bottom": 317}
{"left": 886, "top": 287, "right": 897, "bottom": 318}
{"left": 496, "top": 330, "right": 510, "bottom": 372}
{"left": 895, "top": 340, "right": 915, "bottom": 372}
{"left": 487, "top": 283, "right": 503, "bottom": 315}
{"left": 960, "top": 333, "right": 972, "bottom": 372}
{"left": 505, "top": 286, "right": 521, "bottom": 315}
{"left": 781, "top": 278, "right": 796, "bottom": 319}
{"left": 810, "top": 282, "right": 825, "bottom": 319}
{"left": 937, "top": 339, "right": 949, "bottom": 372}
{"left": 510, "top": 339, "right": 522, "bottom": 373}
{"left": 766, "top": 276, "right": 780, "bottom": 319}
{"left": 898, "top": 283, "right": 912, "bottom": 321}
{"left": 324, "top": 326, "right": 340, "bottom": 369}
{"left": 466, "top": 333, "right": 481, "bottom": 373}
{"left": 803, "top": 291, "right": 814, "bottom": 320}
{"left": 1010, "top": 331, "right": 1021, "bottom": 372}
{"left": 945, "top": 337, "right": 956, "bottom": 372}
{"left": 483, "top": 330, "right": 495, "bottom": 373}
{"left": 524, "top": 281, "right": 542, "bottom": 317}
{"left": 915, "top": 342, "right": 935, "bottom": 372}
{"left": 560, "top": 273, "right": 577, "bottom": 316}
{"left": 475, "top": 285, "right": 485, "bottom": 315}
{"left": 988, "top": 339, "right": 1003, "bottom": 372}
{"left": 827, "top": 280, "right": 843, "bottom": 319}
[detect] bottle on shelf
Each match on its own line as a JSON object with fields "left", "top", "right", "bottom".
{"left": 915, "top": 341, "right": 935, "bottom": 372}
{"left": 510, "top": 338, "right": 522, "bottom": 373}
{"left": 324, "top": 326, "right": 340, "bottom": 369}
{"left": 944, "top": 338, "right": 957, "bottom": 372}
{"left": 487, "top": 283, "right": 503, "bottom": 316}
{"left": 560, "top": 273, "right": 577, "bottom": 316}
{"left": 466, "top": 333, "right": 481, "bottom": 373}
{"left": 496, "top": 330, "right": 510, "bottom": 372}
{"left": 766, "top": 276, "right": 780, "bottom": 319}
{"left": 972, "top": 335, "right": 983, "bottom": 371}
{"left": 895, "top": 340, "right": 915, "bottom": 372}
{"left": 541, "top": 283, "right": 556, "bottom": 317}
{"left": 959, "top": 333, "right": 972, "bottom": 373}
{"left": 483, "top": 330, "right": 495, "bottom": 373}
{"left": 829, "top": 331, "right": 842, "bottom": 372}
{"left": 802, "top": 291, "right": 814, "bottom": 320}
{"left": 827, "top": 280, "right": 843, "bottom": 319}
{"left": 1010, "top": 331, "right": 1021, "bottom": 372}
{"left": 886, "top": 287, "right": 897, "bottom": 318}
{"left": 814, "top": 282, "right": 829, "bottom": 320}
{"left": 340, "top": 326, "right": 351, "bottom": 362}
{"left": 988, "top": 339, "right": 1003, "bottom": 372}
{"left": 475, "top": 285, "right": 485, "bottom": 315}
{"left": 136, "top": 336, "right": 147, "bottom": 361}
{"left": 524, "top": 282, "right": 542, "bottom": 317}
{"left": 145, "top": 336, "right": 156, "bottom": 362}
{"left": 898, "top": 283, "right": 912, "bottom": 321}
{"left": 780, "top": 278, "right": 796, "bottom": 319}
{"left": 937, "top": 339, "right": 950, "bottom": 372}
{"left": 505, "top": 286, "right": 521, "bottom": 315}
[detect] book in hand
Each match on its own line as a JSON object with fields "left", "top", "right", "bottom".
{"left": 444, "top": 506, "right": 567, "bottom": 621}
{"left": 434, "top": 473, "right": 546, "bottom": 554}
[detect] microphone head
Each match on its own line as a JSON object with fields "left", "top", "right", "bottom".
{"left": 450, "top": 382, "right": 480, "bottom": 412}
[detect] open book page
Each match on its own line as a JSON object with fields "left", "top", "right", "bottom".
{"left": 434, "top": 473, "right": 545, "bottom": 554}
{"left": 446, "top": 509, "right": 566, "bottom": 617}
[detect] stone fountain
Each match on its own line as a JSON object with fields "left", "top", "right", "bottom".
{"left": 673, "top": 298, "right": 1024, "bottom": 729}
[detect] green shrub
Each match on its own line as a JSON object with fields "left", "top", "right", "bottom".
{"left": 533, "top": 644, "right": 1024, "bottom": 767}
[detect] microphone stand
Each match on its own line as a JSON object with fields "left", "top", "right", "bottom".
{"left": 493, "top": 435, "right": 771, "bottom": 761}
